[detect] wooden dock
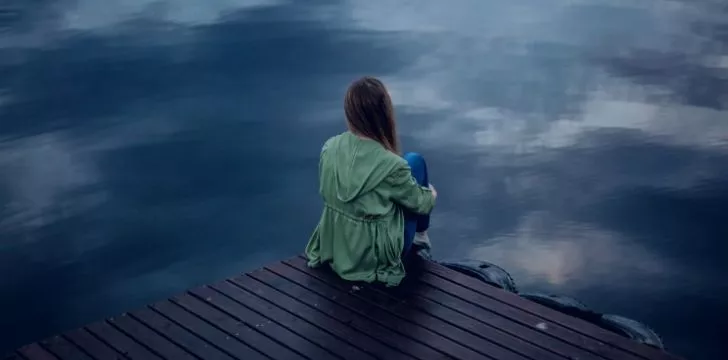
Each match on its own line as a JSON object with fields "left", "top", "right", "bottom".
{"left": 5, "top": 255, "right": 681, "bottom": 360}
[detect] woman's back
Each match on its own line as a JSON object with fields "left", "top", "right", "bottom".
{"left": 318, "top": 132, "right": 403, "bottom": 218}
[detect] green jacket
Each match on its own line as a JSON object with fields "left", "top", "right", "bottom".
{"left": 305, "top": 132, "right": 436, "bottom": 286}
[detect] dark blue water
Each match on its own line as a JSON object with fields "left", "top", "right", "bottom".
{"left": 1, "top": 1, "right": 726, "bottom": 358}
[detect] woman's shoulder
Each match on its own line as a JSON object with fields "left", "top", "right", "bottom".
{"left": 382, "top": 150, "right": 408, "bottom": 166}
{"left": 321, "top": 132, "right": 346, "bottom": 152}
{"left": 319, "top": 132, "right": 405, "bottom": 165}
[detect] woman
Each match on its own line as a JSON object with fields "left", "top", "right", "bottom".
{"left": 305, "top": 76, "right": 437, "bottom": 287}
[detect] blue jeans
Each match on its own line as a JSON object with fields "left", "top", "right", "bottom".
{"left": 402, "top": 152, "right": 431, "bottom": 255}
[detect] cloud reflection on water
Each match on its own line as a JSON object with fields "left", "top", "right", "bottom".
{"left": 0, "top": 0, "right": 427, "bottom": 352}
{"left": 465, "top": 211, "right": 675, "bottom": 290}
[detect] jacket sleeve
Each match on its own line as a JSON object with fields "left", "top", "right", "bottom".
{"left": 381, "top": 162, "right": 435, "bottom": 215}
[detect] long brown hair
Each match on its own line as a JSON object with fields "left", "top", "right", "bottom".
{"left": 344, "top": 76, "right": 401, "bottom": 154}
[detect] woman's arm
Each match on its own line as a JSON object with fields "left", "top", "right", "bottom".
{"left": 381, "top": 163, "right": 436, "bottom": 214}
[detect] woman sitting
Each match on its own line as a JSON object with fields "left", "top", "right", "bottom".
{"left": 305, "top": 76, "right": 437, "bottom": 287}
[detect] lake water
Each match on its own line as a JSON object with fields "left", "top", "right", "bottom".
{"left": 1, "top": 0, "right": 726, "bottom": 358}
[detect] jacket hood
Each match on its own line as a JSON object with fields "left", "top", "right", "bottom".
{"left": 324, "top": 132, "right": 400, "bottom": 203}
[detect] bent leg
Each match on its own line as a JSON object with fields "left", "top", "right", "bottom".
{"left": 402, "top": 152, "right": 431, "bottom": 255}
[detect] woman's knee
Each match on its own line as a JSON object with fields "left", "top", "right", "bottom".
{"left": 403, "top": 152, "right": 428, "bottom": 185}
{"left": 403, "top": 152, "right": 426, "bottom": 169}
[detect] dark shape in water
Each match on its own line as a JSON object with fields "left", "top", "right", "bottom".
{"left": 439, "top": 261, "right": 665, "bottom": 350}
{"left": 518, "top": 292, "right": 664, "bottom": 350}
{"left": 599, "top": 314, "right": 665, "bottom": 350}
{"left": 439, "top": 260, "right": 518, "bottom": 293}
{"left": 519, "top": 292, "right": 602, "bottom": 323}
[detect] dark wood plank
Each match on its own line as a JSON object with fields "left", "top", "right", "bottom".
{"left": 208, "top": 280, "right": 374, "bottom": 360}
{"left": 425, "top": 262, "right": 680, "bottom": 360}
{"left": 189, "top": 285, "right": 342, "bottom": 360}
{"left": 242, "top": 269, "right": 452, "bottom": 360}
{"left": 85, "top": 321, "right": 162, "bottom": 360}
{"left": 108, "top": 313, "right": 196, "bottom": 360}
{"left": 285, "top": 258, "right": 567, "bottom": 360}
{"left": 3, "top": 352, "right": 24, "bottom": 360}
{"left": 10, "top": 257, "right": 682, "bottom": 360}
{"left": 171, "top": 293, "right": 306, "bottom": 360}
{"left": 229, "top": 276, "right": 415, "bottom": 360}
{"left": 265, "top": 263, "right": 496, "bottom": 360}
{"left": 129, "top": 307, "right": 235, "bottom": 360}
{"left": 256, "top": 265, "right": 488, "bottom": 360}
{"left": 151, "top": 300, "right": 267, "bottom": 360}
{"left": 63, "top": 328, "right": 125, "bottom": 360}
{"left": 281, "top": 259, "right": 541, "bottom": 360}
{"left": 415, "top": 271, "right": 637, "bottom": 360}
{"left": 17, "top": 343, "right": 59, "bottom": 360}
{"left": 210, "top": 281, "right": 375, "bottom": 360}
{"left": 38, "top": 336, "right": 92, "bottom": 360}
{"left": 408, "top": 283, "right": 604, "bottom": 360}
{"left": 288, "top": 257, "right": 612, "bottom": 360}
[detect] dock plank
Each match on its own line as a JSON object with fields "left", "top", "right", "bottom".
{"left": 284, "top": 257, "right": 567, "bottom": 360}
{"left": 150, "top": 300, "right": 267, "bottom": 360}
{"left": 416, "top": 270, "right": 638, "bottom": 360}
{"left": 17, "top": 343, "right": 59, "bottom": 360}
{"left": 425, "top": 262, "right": 680, "bottom": 360}
{"left": 287, "top": 256, "right": 623, "bottom": 360}
{"left": 189, "top": 285, "right": 342, "bottom": 360}
{"left": 38, "top": 336, "right": 92, "bottom": 360}
{"left": 229, "top": 276, "right": 415, "bottom": 360}
{"left": 129, "top": 307, "right": 235, "bottom": 360}
{"left": 243, "top": 269, "right": 450, "bottom": 359}
{"left": 262, "top": 264, "right": 489, "bottom": 360}
{"left": 206, "top": 280, "right": 374, "bottom": 360}
{"left": 85, "top": 322, "right": 162, "bottom": 360}
{"left": 171, "top": 293, "right": 306, "bottom": 360}
{"left": 10, "top": 256, "right": 681, "bottom": 360}
{"left": 410, "top": 283, "right": 605, "bottom": 360}
{"left": 108, "top": 313, "right": 197, "bottom": 360}
{"left": 63, "top": 328, "right": 125, "bottom": 360}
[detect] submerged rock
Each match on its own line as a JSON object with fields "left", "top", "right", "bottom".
{"left": 436, "top": 259, "right": 665, "bottom": 350}
{"left": 439, "top": 259, "right": 518, "bottom": 293}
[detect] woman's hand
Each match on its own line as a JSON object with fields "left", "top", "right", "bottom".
{"left": 429, "top": 184, "right": 438, "bottom": 199}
